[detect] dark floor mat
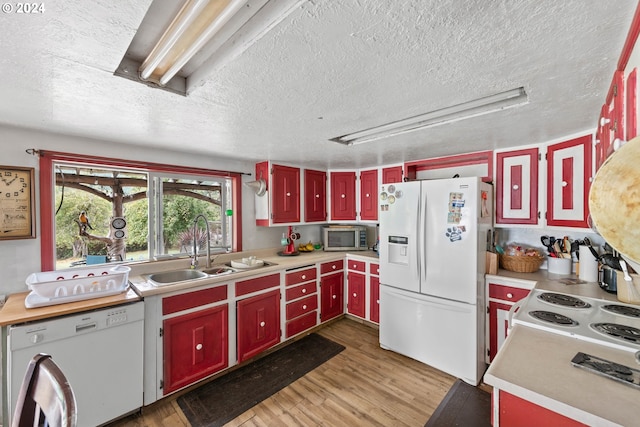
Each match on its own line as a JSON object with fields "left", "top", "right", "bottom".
{"left": 177, "top": 333, "right": 345, "bottom": 427}
{"left": 425, "top": 380, "right": 491, "bottom": 427}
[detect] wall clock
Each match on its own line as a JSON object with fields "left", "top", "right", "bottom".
{"left": 0, "top": 166, "right": 35, "bottom": 240}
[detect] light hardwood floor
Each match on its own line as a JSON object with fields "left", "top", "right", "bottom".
{"left": 107, "top": 318, "right": 458, "bottom": 427}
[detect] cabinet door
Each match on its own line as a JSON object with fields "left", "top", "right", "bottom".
{"left": 320, "top": 271, "right": 344, "bottom": 321}
{"left": 546, "top": 135, "right": 592, "bottom": 228}
{"left": 272, "top": 164, "right": 300, "bottom": 223}
{"left": 498, "top": 391, "right": 588, "bottom": 427}
{"left": 347, "top": 272, "right": 366, "bottom": 318}
{"left": 359, "top": 169, "right": 378, "bottom": 221}
{"left": 627, "top": 68, "right": 637, "bottom": 141}
{"left": 237, "top": 289, "right": 281, "bottom": 362}
{"left": 382, "top": 166, "right": 403, "bottom": 184}
{"left": 495, "top": 148, "right": 539, "bottom": 225}
{"left": 163, "top": 304, "right": 229, "bottom": 394}
{"left": 330, "top": 171, "right": 356, "bottom": 220}
{"left": 369, "top": 275, "right": 380, "bottom": 324}
{"left": 304, "top": 169, "right": 326, "bottom": 222}
{"left": 488, "top": 300, "right": 513, "bottom": 363}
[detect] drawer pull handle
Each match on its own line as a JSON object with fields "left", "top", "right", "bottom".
{"left": 302, "top": 304, "right": 307, "bottom": 310}
{"left": 302, "top": 274, "right": 306, "bottom": 280}
{"left": 260, "top": 321, "right": 265, "bottom": 327}
{"left": 302, "top": 288, "right": 307, "bottom": 293}
{"left": 332, "top": 265, "right": 336, "bottom": 269}
{"left": 507, "top": 293, "right": 513, "bottom": 299}
{"left": 196, "top": 343, "right": 203, "bottom": 351}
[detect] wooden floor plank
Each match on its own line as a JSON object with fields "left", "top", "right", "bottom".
{"left": 107, "top": 318, "right": 459, "bottom": 427}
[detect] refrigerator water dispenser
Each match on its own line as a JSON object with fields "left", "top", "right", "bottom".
{"left": 388, "top": 236, "right": 409, "bottom": 265}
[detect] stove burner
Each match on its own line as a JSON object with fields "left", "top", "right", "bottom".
{"left": 591, "top": 323, "right": 640, "bottom": 345}
{"left": 601, "top": 304, "right": 640, "bottom": 319}
{"left": 537, "top": 292, "right": 591, "bottom": 308}
{"left": 529, "top": 310, "right": 578, "bottom": 326}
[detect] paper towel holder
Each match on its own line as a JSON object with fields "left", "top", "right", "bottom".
{"left": 245, "top": 173, "right": 266, "bottom": 197}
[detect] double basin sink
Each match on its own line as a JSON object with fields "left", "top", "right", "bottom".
{"left": 146, "top": 261, "right": 277, "bottom": 287}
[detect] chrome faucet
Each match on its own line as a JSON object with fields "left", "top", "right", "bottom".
{"left": 191, "top": 214, "right": 211, "bottom": 269}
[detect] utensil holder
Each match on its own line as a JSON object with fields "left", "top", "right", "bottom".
{"left": 616, "top": 272, "right": 640, "bottom": 304}
{"left": 548, "top": 257, "right": 572, "bottom": 275}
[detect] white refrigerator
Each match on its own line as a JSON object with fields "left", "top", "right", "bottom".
{"left": 378, "top": 177, "right": 492, "bottom": 385}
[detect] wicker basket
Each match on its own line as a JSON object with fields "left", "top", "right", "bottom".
{"left": 499, "top": 254, "right": 544, "bottom": 273}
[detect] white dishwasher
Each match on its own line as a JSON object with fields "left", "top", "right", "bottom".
{"left": 6, "top": 301, "right": 144, "bottom": 427}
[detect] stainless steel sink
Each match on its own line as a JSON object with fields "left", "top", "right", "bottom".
{"left": 147, "top": 260, "right": 278, "bottom": 287}
{"left": 147, "top": 269, "right": 207, "bottom": 286}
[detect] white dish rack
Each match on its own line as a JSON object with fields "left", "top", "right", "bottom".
{"left": 24, "top": 265, "right": 130, "bottom": 308}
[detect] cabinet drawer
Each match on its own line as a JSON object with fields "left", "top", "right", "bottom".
{"left": 235, "top": 273, "right": 280, "bottom": 297}
{"left": 347, "top": 260, "right": 366, "bottom": 272}
{"left": 489, "top": 283, "right": 530, "bottom": 302}
{"left": 285, "top": 267, "right": 317, "bottom": 286}
{"left": 369, "top": 263, "right": 379, "bottom": 276}
{"left": 286, "top": 311, "right": 317, "bottom": 338}
{"left": 286, "top": 295, "right": 318, "bottom": 320}
{"left": 163, "top": 285, "right": 227, "bottom": 315}
{"left": 285, "top": 282, "right": 317, "bottom": 301}
{"left": 320, "top": 260, "right": 344, "bottom": 274}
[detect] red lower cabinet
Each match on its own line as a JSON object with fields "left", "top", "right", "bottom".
{"left": 369, "top": 275, "right": 380, "bottom": 324}
{"left": 163, "top": 304, "right": 229, "bottom": 394}
{"left": 498, "top": 391, "right": 588, "bottom": 427}
{"left": 237, "top": 289, "right": 281, "bottom": 362}
{"left": 347, "top": 271, "right": 366, "bottom": 318}
{"left": 320, "top": 271, "right": 344, "bottom": 322}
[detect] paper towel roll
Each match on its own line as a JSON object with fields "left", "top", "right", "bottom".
{"left": 579, "top": 245, "right": 599, "bottom": 282}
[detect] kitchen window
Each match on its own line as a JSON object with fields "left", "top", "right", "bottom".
{"left": 38, "top": 151, "right": 242, "bottom": 271}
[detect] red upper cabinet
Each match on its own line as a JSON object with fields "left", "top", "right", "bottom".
{"left": 359, "top": 169, "right": 378, "bottom": 221}
{"left": 627, "top": 68, "right": 637, "bottom": 141}
{"left": 330, "top": 171, "right": 356, "bottom": 221}
{"left": 546, "top": 135, "right": 592, "bottom": 228}
{"left": 271, "top": 164, "right": 300, "bottom": 224}
{"left": 304, "top": 169, "right": 326, "bottom": 222}
{"left": 382, "top": 166, "right": 403, "bottom": 184}
{"left": 495, "top": 148, "right": 539, "bottom": 225}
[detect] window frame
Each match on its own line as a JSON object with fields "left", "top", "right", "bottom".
{"left": 39, "top": 150, "right": 243, "bottom": 271}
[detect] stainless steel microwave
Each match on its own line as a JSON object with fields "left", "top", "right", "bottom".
{"left": 322, "top": 226, "right": 368, "bottom": 251}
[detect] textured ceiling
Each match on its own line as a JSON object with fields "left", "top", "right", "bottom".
{"left": 0, "top": 1, "right": 636, "bottom": 170}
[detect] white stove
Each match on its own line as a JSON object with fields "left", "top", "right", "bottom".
{"left": 511, "top": 289, "right": 640, "bottom": 353}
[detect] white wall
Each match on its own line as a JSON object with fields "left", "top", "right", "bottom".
{"left": 0, "top": 124, "right": 322, "bottom": 295}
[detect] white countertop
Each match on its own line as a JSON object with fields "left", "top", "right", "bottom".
{"left": 484, "top": 269, "right": 639, "bottom": 426}
{"left": 128, "top": 248, "right": 378, "bottom": 297}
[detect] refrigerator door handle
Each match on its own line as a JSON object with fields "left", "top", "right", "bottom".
{"left": 421, "top": 190, "right": 428, "bottom": 283}
{"left": 415, "top": 196, "right": 421, "bottom": 279}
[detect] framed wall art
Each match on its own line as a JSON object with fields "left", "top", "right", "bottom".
{"left": 0, "top": 165, "right": 36, "bottom": 239}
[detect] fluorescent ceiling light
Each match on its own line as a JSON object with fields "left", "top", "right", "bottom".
{"left": 331, "top": 87, "right": 528, "bottom": 146}
{"left": 139, "top": 0, "right": 247, "bottom": 86}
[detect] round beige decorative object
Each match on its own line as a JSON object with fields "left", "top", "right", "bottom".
{"left": 589, "top": 136, "right": 640, "bottom": 272}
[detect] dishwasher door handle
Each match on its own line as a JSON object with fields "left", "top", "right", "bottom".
{"left": 76, "top": 323, "right": 97, "bottom": 333}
